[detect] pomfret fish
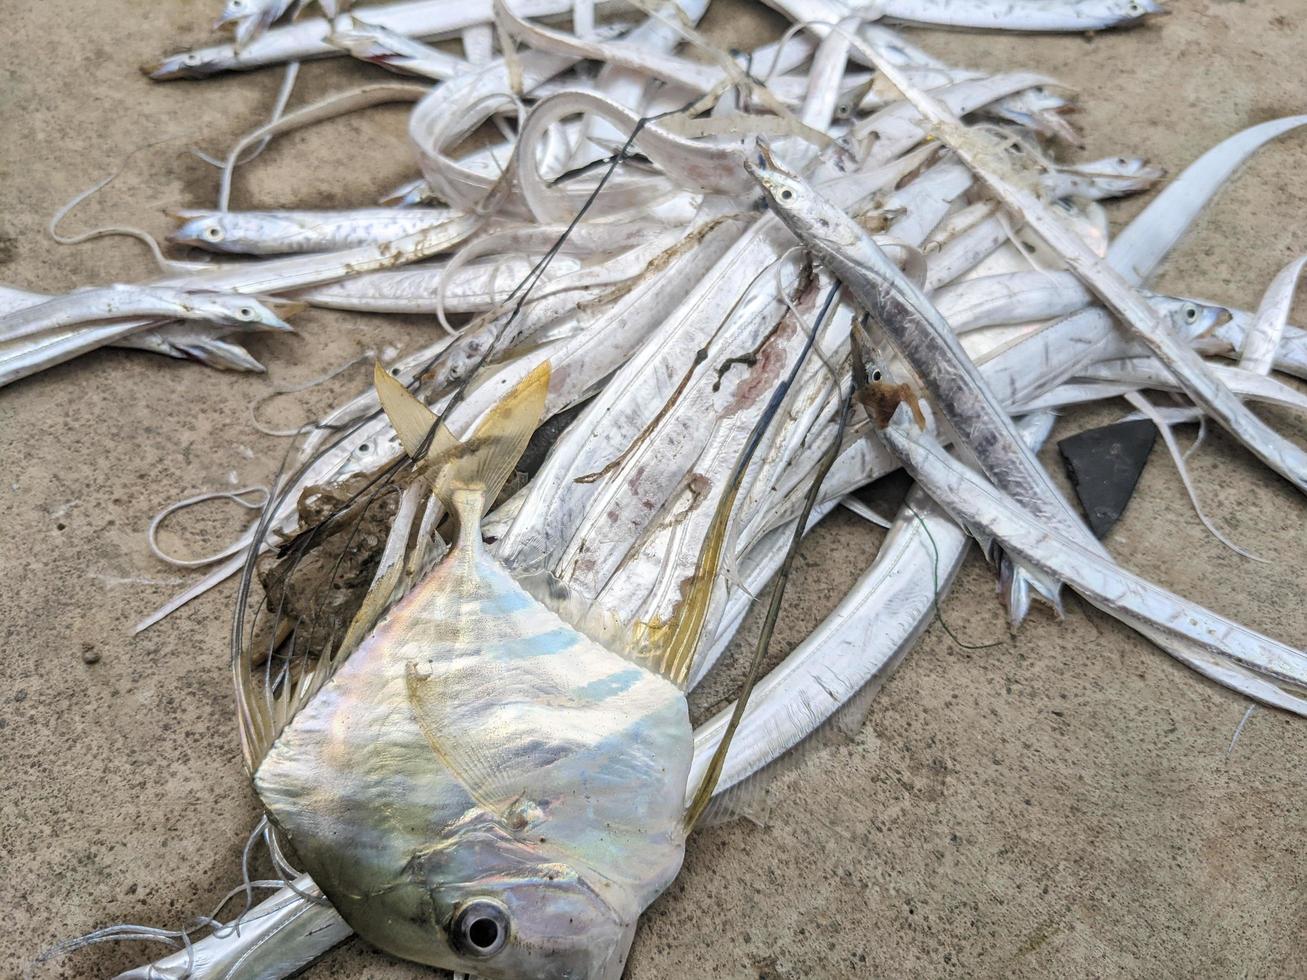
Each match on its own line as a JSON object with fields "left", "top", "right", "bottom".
{"left": 247, "top": 363, "right": 695, "bottom": 978}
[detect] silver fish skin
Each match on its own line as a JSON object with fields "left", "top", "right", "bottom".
{"left": 869, "top": 55, "right": 1307, "bottom": 493}
{"left": 871, "top": 0, "right": 1163, "bottom": 31}
{"left": 746, "top": 148, "right": 1079, "bottom": 612}
{"left": 254, "top": 486, "right": 691, "bottom": 979}
{"left": 766, "top": 0, "right": 1161, "bottom": 33}
{"left": 1039, "top": 155, "right": 1166, "bottom": 201}
{"left": 328, "top": 14, "right": 470, "bottom": 80}
{"left": 216, "top": 0, "right": 295, "bottom": 49}
{"left": 169, "top": 207, "right": 456, "bottom": 254}
{"left": 0, "top": 284, "right": 290, "bottom": 339}
{"left": 878, "top": 405, "right": 1307, "bottom": 688}
{"left": 148, "top": 0, "right": 617, "bottom": 78}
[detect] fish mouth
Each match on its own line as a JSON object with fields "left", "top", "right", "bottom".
{"left": 1129, "top": 0, "right": 1169, "bottom": 23}
{"left": 142, "top": 53, "right": 214, "bottom": 80}
{"left": 266, "top": 299, "right": 308, "bottom": 325}
{"left": 141, "top": 57, "right": 194, "bottom": 80}
{"left": 743, "top": 137, "right": 789, "bottom": 179}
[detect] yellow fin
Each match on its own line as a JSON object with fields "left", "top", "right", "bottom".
{"left": 374, "top": 360, "right": 551, "bottom": 516}
{"left": 441, "top": 361, "right": 550, "bottom": 509}
{"left": 645, "top": 474, "right": 739, "bottom": 687}
{"left": 373, "top": 361, "right": 457, "bottom": 461}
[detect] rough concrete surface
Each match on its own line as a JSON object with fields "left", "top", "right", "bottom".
{"left": 2, "top": 1, "right": 1305, "bottom": 977}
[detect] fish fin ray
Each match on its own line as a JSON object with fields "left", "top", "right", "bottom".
{"left": 373, "top": 360, "right": 458, "bottom": 462}
{"left": 405, "top": 661, "right": 516, "bottom": 818}
{"left": 376, "top": 360, "right": 550, "bottom": 518}
{"left": 443, "top": 361, "right": 551, "bottom": 511}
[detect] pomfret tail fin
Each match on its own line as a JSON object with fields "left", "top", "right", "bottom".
{"left": 374, "top": 360, "right": 550, "bottom": 522}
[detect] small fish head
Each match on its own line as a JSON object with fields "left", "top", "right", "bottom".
{"left": 743, "top": 140, "right": 806, "bottom": 211}
{"left": 143, "top": 49, "right": 228, "bottom": 80}
{"left": 214, "top": 0, "right": 253, "bottom": 29}
{"left": 191, "top": 293, "right": 293, "bottom": 331}
{"left": 1120, "top": 0, "right": 1167, "bottom": 23}
{"left": 1162, "top": 297, "right": 1229, "bottom": 338}
{"left": 1074, "top": 156, "right": 1167, "bottom": 196}
{"left": 168, "top": 211, "right": 233, "bottom": 251}
{"left": 744, "top": 140, "right": 853, "bottom": 250}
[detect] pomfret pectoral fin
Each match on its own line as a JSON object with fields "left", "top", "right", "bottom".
{"left": 405, "top": 661, "right": 519, "bottom": 819}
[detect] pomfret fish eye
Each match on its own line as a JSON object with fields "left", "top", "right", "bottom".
{"left": 451, "top": 899, "right": 511, "bottom": 958}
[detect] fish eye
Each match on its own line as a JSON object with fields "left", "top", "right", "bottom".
{"left": 206, "top": 225, "right": 224, "bottom": 240}
{"left": 184, "top": 53, "right": 200, "bottom": 65}
{"left": 238, "top": 306, "right": 255, "bottom": 319}
{"left": 871, "top": 369, "right": 883, "bottom": 382}
{"left": 1183, "top": 304, "right": 1198, "bottom": 322}
{"left": 778, "top": 188, "right": 795, "bottom": 202}
{"left": 452, "top": 899, "right": 510, "bottom": 958}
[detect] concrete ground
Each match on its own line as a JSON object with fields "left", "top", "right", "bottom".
{"left": 2, "top": 0, "right": 1306, "bottom": 977}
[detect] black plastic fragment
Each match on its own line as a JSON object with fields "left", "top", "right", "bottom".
{"left": 1058, "top": 419, "right": 1157, "bottom": 539}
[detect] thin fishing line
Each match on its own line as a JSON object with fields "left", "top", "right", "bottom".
{"left": 903, "top": 500, "right": 1005, "bottom": 651}
{"left": 251, "top": 350, "right": 378, "bottom": 437}
{"left": 686, "top": 288, "right": 850, "bottom": 826}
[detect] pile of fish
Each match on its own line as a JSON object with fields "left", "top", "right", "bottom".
{"left": 23, "top": 0, "right": 1307, "bottom": 977}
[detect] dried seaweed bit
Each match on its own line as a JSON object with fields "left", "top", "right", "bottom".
{"left": 259, "top": 472, "right": 403, "bottom": 665}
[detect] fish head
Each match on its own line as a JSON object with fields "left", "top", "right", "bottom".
{"left": 745, "top": 140, "right": 859, "bottom": 252}
{"left": 318, "top": 798, "right": 660, "bottom": 980}
{"left": 142, "top": 48, "right": 229, "bottom": 80}
{"left": 1069, "top": 156, "right": 1168, "bottom": 197}
{"left": 1118, "top": 0, "right": 1167, "bottom": 23}
{"left": 186, "top": 292, "right": 295, "bottom": 331}
{"left": 1150, "top": 295, "right": 1229, "bottom": 340}
{"left": 214, "top": 0, "right": 255, "bottom": 30}
{"left": 168, "top": 210, "right": 237, "bottom": 251}
{"left": 418, "top": 823, "right": 640, "bottom": 980}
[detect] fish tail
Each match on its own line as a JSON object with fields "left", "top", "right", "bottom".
{"left": 374, "top": 360, "right": 550, "bottom": 526}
